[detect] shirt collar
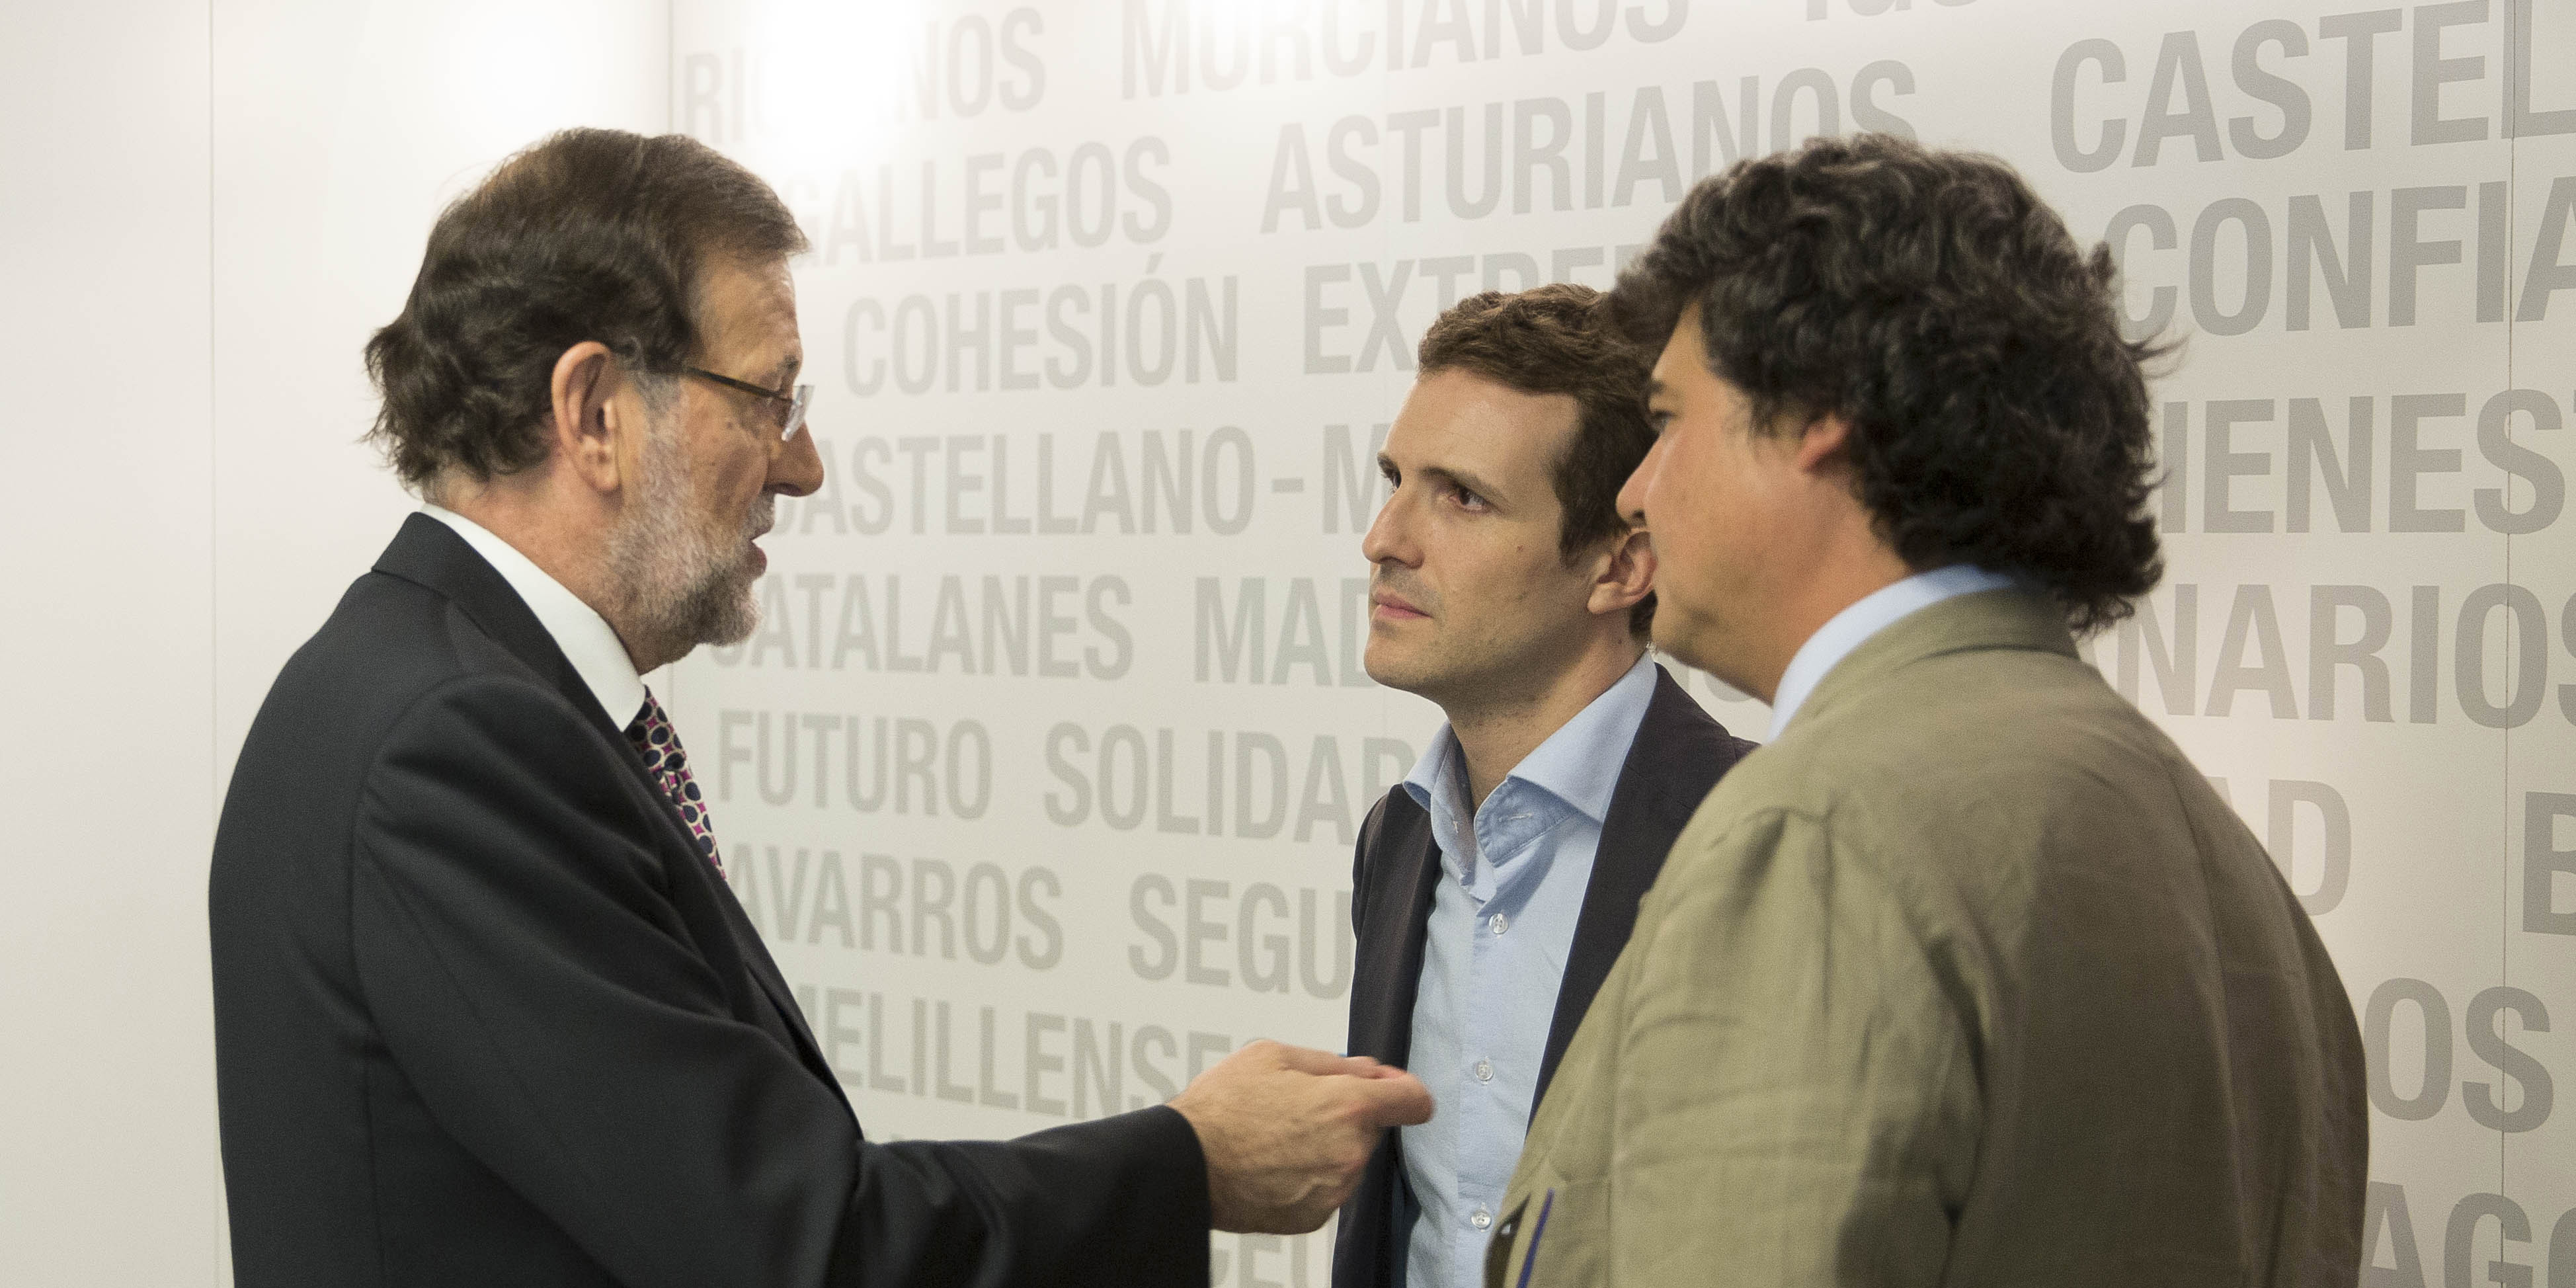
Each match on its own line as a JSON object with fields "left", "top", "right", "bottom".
{"left": 1768, "top": 564, "right": 2017, "bottom": 739}
{"left": 1506, "top": 651, "right": 1658, "bottom": 823}
{"left": 1400, "top": 729, "right": 1467, "bottom": 842}
{"left": 1401, "top": 651, "right": 1660, "bottom": 827}
{"left": 421, "top": 504, "right": 649, "bottom": 729}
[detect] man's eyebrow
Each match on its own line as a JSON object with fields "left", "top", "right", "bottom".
{"left": 1416, "top": 463, "right": 1504, "bottom": 502}
{"left": 768, "top": 352, "right": 802, "bottom": 387}
{"left": 1377, "top": 453, "right": 1504, "bottom": 502}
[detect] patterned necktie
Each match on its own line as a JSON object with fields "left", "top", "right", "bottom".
{"left": 625, "top": 688, "right": 723, "bottom": 875}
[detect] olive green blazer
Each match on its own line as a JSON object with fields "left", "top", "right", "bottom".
{"left": 1485, "top": 589, "right": 2366, "bottom": 1287}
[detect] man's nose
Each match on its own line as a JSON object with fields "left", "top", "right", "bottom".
{"left": 1615, "top": 438, "right": 1661, "bottom": 528}
{"left": 769, "top": 426, "right": 824, "bottom": 497}
{"left": 1359, "top": 491, "right": 1416, "bottom": 566}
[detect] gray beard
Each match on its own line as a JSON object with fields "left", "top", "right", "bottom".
{"left": 605, "top": 419, "right": 771, "bottom": 664}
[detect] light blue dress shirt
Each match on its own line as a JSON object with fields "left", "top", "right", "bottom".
{"left": 1398, "top": 653, "right": 1659, "bottom": 1288}
{"left": 1767, "top": 565, "right": 2018, "bottom": 739}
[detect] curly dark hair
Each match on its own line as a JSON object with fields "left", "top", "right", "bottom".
{"left": 363, "top": 128, "right": 807, "bottom": 494}
{"left": 1609, "top": 133, "right": 2165, "bottom": 633}
{"left": 1418, "top": 284, "right": 1658, "bottom": 636}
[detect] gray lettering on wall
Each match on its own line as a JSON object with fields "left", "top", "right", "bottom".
{"left": 1321, "top": 423, "right": 1394, "bottom": 532}
{"left": 1127, "top": 874, "right": 1355, "bottom": 998}
{"left": 1194, "top": 577, "right": 1377, "bottom": 686}
{"left": 710, "top": 573, "right": 1134, "bottom": 678}
{"left": 715, "top": 713, "right": 994, "bottom": 817}
{"left": 815, "top": 138, "right": 1170, "bottom": 267}
{"left": 1207, "top": 1227, "right": 1331, "bottom": 1288}
{"left": 1045, "top": 723, "right": 1414, "bottom": 841}
{"left": 2528, "top": 793, "right": 2576, "bottom": 936}
{"left": 1123, "top": 0, "right": 1691, "bottom": 99}
{"left": 1305, "top": 246, "right": 1652, "bottom": 372}
{"left": 2356, "top": 1183, "right": 2576, "bottom": 1288}
{"left": 2145, "top": 391, "right": 2569, "bottom": 534}
{"left": 2105, "top": 581, "right": 2576, "bottom": 731}
{"left": 2455, "top": 583, "right": 2548, "bottom": 728}
{"left": 2362, "top": 976, "right": 2553, "bottom": 1132}
{"left": 2103, "top": 181, "right": 2575, "bottom": 336}
{"left": 787, "top": 432, "right": 1260, "bottom": 538}
{"left": 2050, "top": 6, "right": 2576, "bottom": 175}
{"left": 2197, "top": 776, "right": 2354, "bottom": 914}
{"left": 736, "top": 854, "right": 1062, "bottom": 969}
{"left": 1262, "top": 69, "right": 1912, "bottom": 232}
{"left": 844, "top": 274, "right": 1234, "bottom": 395}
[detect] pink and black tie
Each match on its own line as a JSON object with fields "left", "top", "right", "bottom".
{"left": 625, "top": 688, "right": 722, "bottom": 875}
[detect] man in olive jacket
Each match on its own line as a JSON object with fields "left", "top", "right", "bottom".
{"left": 1484, "top": 136, "right": 2366, "bottom": 1287}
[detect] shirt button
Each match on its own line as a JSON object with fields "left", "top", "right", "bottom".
{"left": 1491, "top": 912, "right": 1509, "bottom": 936}
{"left": 1471, "top": 1208, "right": 1493, "bottom": 1230}
{"left": 1474, "top": 1059, "right": 1494, "bottom": 1082}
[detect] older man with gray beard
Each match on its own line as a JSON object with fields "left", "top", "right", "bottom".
{"left": 208, "top": 127, "right": 1428, "bottom": 1288}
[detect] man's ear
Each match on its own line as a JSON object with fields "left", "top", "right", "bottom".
{"left": 548, "top": 341, "right": 627, "bottom": 496}
{"left": 1587, "top": 528, "right": 1657, "bottom": 621}
{"left": 1791, "top": 412, "right": 1857, "bottom": 475}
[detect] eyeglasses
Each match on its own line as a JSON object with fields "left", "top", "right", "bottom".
{"left": 682, "top": 365, "right": 813, "bottom": 443}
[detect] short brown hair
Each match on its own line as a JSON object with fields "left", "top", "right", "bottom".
{"left": 363, "top": 128, "right": 808, "bottom": 493}
{"left": 1416, "top": 284, "right": 1656, "bottom": 635}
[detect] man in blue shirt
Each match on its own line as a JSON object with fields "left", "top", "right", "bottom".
{"left": 1330, "top": 285, "right": 1758, "bottom": 1288}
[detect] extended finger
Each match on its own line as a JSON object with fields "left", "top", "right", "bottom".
{"left": 1271, "top": 1043, "right": 1375, "bottom": 1078}
{"left": 1342, "top": 1069, "right": 1434, "bottom": 1125}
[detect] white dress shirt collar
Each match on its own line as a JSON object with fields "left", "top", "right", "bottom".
{"left": 1767, "top": 565, "right": 2017, "bottom": 739}
{"left": 421, "top": 504, "right": 648, "bottom": 729}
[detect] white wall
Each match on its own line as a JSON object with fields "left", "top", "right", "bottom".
{"left": 0, "top": 3, "right": 216, "bottom": 1281}
{"left": 3, "top": 2, "right": 668, "bottom": 1281}
{"left": 3, "top": 1, "right": 2569, "bottom": 1283}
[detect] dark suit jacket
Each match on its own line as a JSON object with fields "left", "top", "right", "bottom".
{"left": 210, "top": 514, "right": 1208, "bottom": 1288}
{"left": 1328, "top": 665, "right": 1755, "bottom": 1288}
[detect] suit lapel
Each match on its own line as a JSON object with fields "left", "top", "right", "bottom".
{"left": 1342, "top": 791, "right": 1443, "bottom": 1288}
{"left": 651, "top": 806, "right": 846, "bottom": 1107}
{"left": 1535, "top": 666, "right": 1750, "bottom": 1104}
{"left": 699, "top": 861, "right": 846, "bottom": 1107}
{"left": 1352, "top": 794, "right": 1443, "bottom": 1070}
{"left": 376, "top": 514, "right": 604, "bottom": 729}
{"left": 372, "top": 520, "right": 688, "bottom": 834}
{"left": 372, "top": 514, "right": 845, "bottom": 1104}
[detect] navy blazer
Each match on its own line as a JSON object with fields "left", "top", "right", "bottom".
{"left": 211, "top": 514, "right": 1209, "bottom": 1288}
{"left": 1328, "top": 664, "right": 1756, "bottom": 1288}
